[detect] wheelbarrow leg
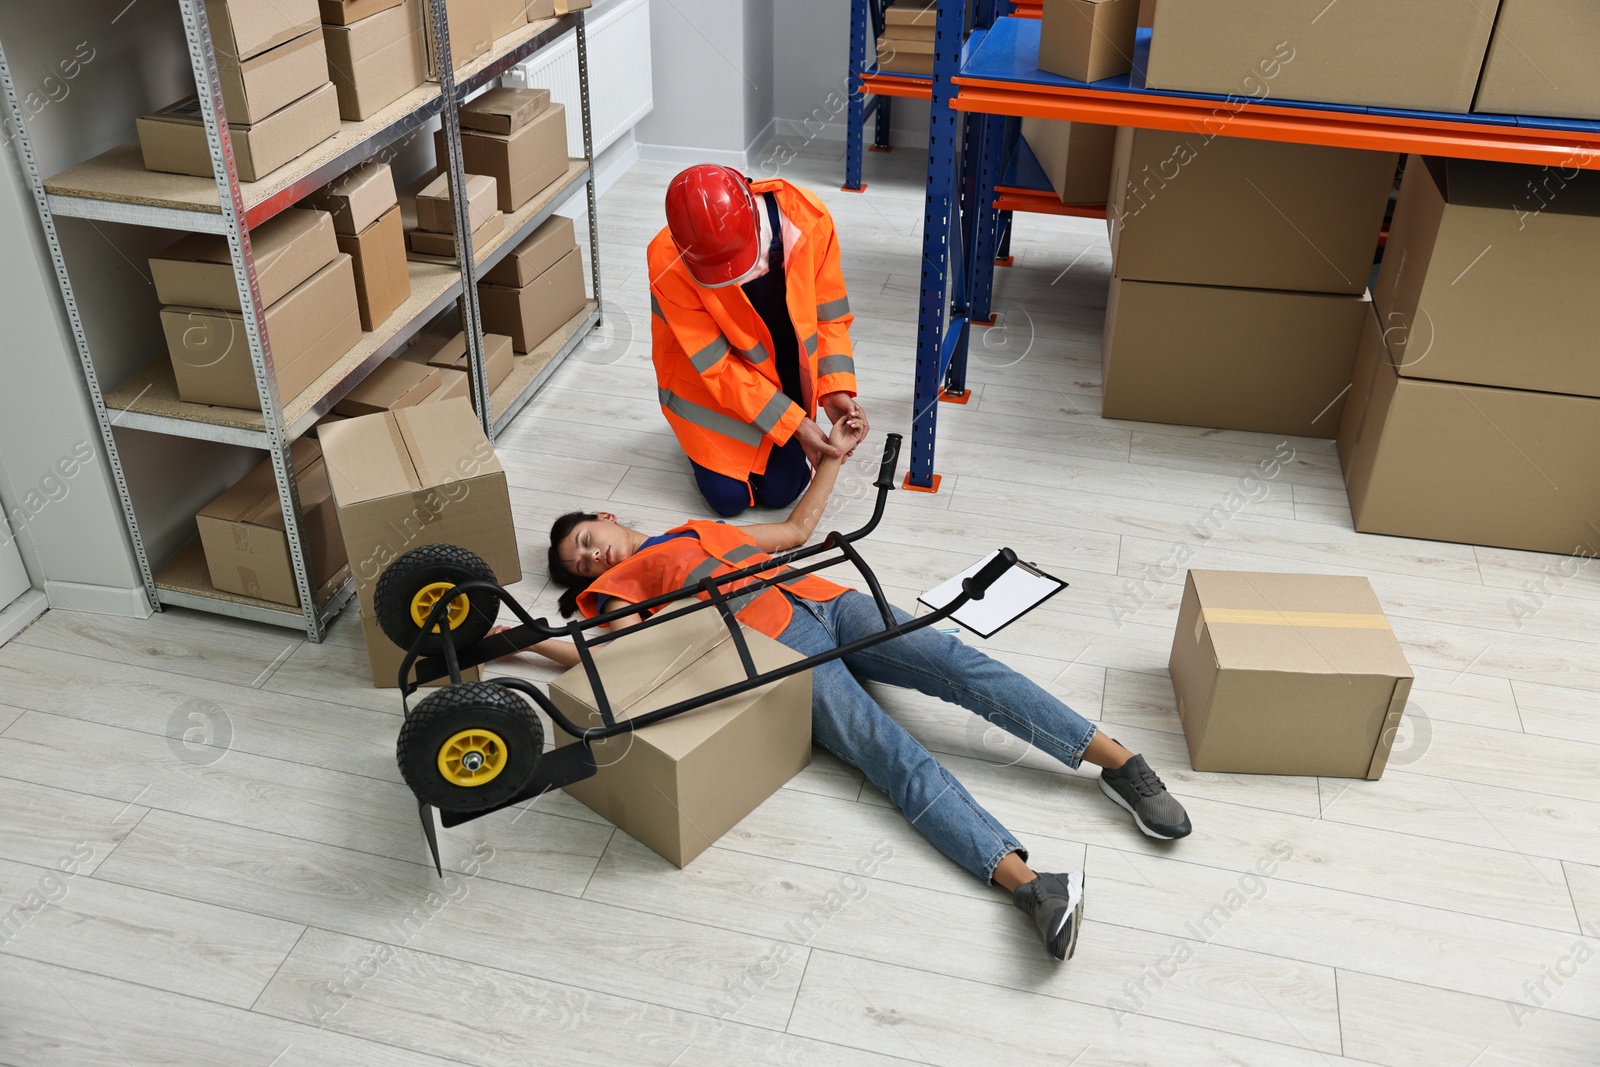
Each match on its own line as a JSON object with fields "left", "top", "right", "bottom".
{"left": 418, "top": 800, "right": 443, "bottom": 876}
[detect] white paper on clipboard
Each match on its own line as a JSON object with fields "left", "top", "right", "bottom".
{"left": 917, "top": 551, "right": 1068, "bottom": 639}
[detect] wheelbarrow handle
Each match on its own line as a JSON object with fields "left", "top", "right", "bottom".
{"left": 874, "top": 433, "right": 903, "bottom": 491}
{"left": 962, "top": 547, "right": 1018, "bottom": 600}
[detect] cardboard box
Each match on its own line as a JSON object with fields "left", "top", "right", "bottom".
{"left": 1038, "top": 0, "right": 1139, "bottom": 83}
{"left": 875, "top": 39, "right": 933, "bottom": 75}
{"left": 137, "top": 84, "right": 340, "bottom": 182}
{"left": 320, "top": 0, "right": 403, "bottom": 24}
{"left": 1474, "top": 0, "right": 1600, "bottom": 120}
{"left": 549, "top": 610, "right": 811, "bottom": 868}
{"left": 481, "top": 213, "right": 574, "bottom": 287}
{"left": 884, "top": 4, "right": 934, "bottom": 32}
{"left": 401, "top": 313, "right": 468, "bottom": 366}
{"left": 405, "top": 325, "right": 514, "bottom": 392}
{"left": 523, "top": 0, "right": 556, "bottom": 21}
{"left": 196, "top": 439, "right": 348, "bottom": 607}
{"left": 1338, "top": 305, "right": 1600, "bottom": 556}
{"left": 217, "top": 27, "right": 329, "bottom": 125}
{"left": 408, "top": 211, "right": 504, "bottom": 257}
{"left": 338, "top": 205, "right": 410, "bottom": 330}
{"left": 415, "top": 171, "right": 498, "bottom": 234}
{"left": 1019, "top": 117, "right": 1114, "bottom": 205}
{"left": 335, "top": 357, "right": 441, "bottom": 416}
{"left": 307, "top": 161, "right": 398, "bottom": 237}
{"left": 424, "top": 0, "right": 493, "bottom": 75}
{"left": 1144, "top": 0, "right": 1501, "bottom": 113}
{"left": 1169, "top": 570, "right": 1413, "bottom": 779}
{"left": 461, "top": 86, "right": 549, "bottom": 134}
{"left": 484, "top": 0, "right": 527, "bottom": 38}
{"left": 479, "top": 245, "right": 586, "bottom": 352}
{"left": 324, "top": 1, "right": 428, "bottom": 121}
{"left": 1138, "top": 0, "right": 1155, "bottom": 27}
{"left": 437, "top": 102, "right": 569, "bottom": 213}
{"left": 1101, "top": 277, "right": 1367, "bottom": 438}
{"left": 150, "top": 207, "right": 338, "bottom": 311}
{"left": 552, "top": 0, "right": 590, "bottom": 13}
{"left": 422, "top": 366, "right": 472, "bottom": 404}
{"left": 1373, "top": 155, "right": 1600, "bottom": 398}
{"left": 1107, "top": 127, "right": 1394, "bottom": 295}
{"left": 318, "top": 397, "right": 521, "bottom": 616}
{"left": 360, "top": 609, "right": 481, "bottom": 687}
{"left": 204, "top": 0, "right": 320, "bottom": 61}
{"left": 162, "top": 254, "right": 361, "bottom": 410}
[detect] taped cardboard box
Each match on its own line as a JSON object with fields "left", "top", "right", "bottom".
{"left": 151, "top": 207, "right": 338, "bottom": 310}
{"left": 435, "top": 101, "right": 569, "bottom": 213}
{"left": 414, "top": 171, "right": 498, "bottom": 234}
{"left": 1169, "top": 570, "right": 1413, "bottom": 778}
{"left": 217, "top": 26, "right": 329, "bottom": 125}
{"left": 1373, "top": 155, "right": 1600, "bottom": 398}
{"left": 478, "top": 245, "right": 586, "bottom": 353}
{"left": 481, "top": 214, "right": 574, "bottom": 287}
{"left": 197, "top": 439, "right": 348, "bottom": 607}
{"left": 162, "top": 254, "right": 361, "bottom": 410}
{"left": 359, "top": 609, "right": 481, "bottom": 687}
{"left": 1107, "top": 126, "right": 1395, "bottom": 295}
{"left": 1038, "top": 0, "right": 1139, "bottom": 83}
{"left": 1101, "top": 277, "right": 1366, "bottom": 438}
{"left": 320, "top": 0, "right": 403, "bottom": 24}
{"left": 1474, "top": 0, "right": 1600, "bottom": 120}
{"left": 408, "top": 211, "right": 504, "bottom": 257}
{"left": 484, "top": 0, "right": 527, "bottom": 38}
{"left": 338, "top": 204, "right": 410, "bottom": 330}
{"left": 1020, "top": 117, "right": 1115, "bottom": 205}
{"left": 550, "top": 609, "right": 811, "bottom": 868}
{"left": 424, "top": 0, "right": 493, "bottom": 75}
{"left": 307, "top": 161, "right": 398, "bottom": 237}
{"left": 1338, "top": 305, "right": 1600, "bottom": 556}
{"left": 138, "top": 84, "right": 340, "bottom": 182}
{"left": 205, "top": 0, "right": 320, "bottom": 61}
{"left": 324, "top": 2, "right": 427, "bottom": 121}
{"left": 335, "top": 358, "right": 442, "bottom": 416}
{"left": 1145, "top": 0, "right": 1501, "bottom": 113}
{"left": 461, "top": 86, "right": 549, "bottom": 134}
{"left": 317, "top": 397, "right": 521, "bottom": 616}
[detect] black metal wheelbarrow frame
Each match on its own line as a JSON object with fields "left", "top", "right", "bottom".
{"left": 392, "top": 434, "right": 1019, "bottom": 874}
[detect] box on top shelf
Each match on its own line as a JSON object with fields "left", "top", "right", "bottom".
{"left": 1107, "top": 127, "right": 1395, "bottom": 295}
{"left": 524, "top": 0, "right": 556, "bottom": 20}
{"left": 1145, "top": 0, "right": 1502, "bottom": 113}
{"left": 1169, "top": 569, "right": 1413, "bottom": 779}
{"left": 414, "top": 171, "right": 498, "bottom": 234}
{"left": 884, "top": 3, "right": 934, "bottom": 33}
{"left": 216, "top": 26, "right": 329, "bottom": 125}
{"left": 484, "top": 0, "right": 528, "bottom": 39}
{"left": 1019, "top": 117, "right": 1115, "bottom": 205}
{"left": 307, "top": 161, "right": 398, "bottom": 237}
{"left": 335, "top": 358, "right": 441, "bottom": 416}
{"left": 479, "top": 244, "right": 585, "bottom": 353}
{"left": 338, "top": 205, "right": 410, "bottom": 330}
{"left": 150, "top": 207, "right": 338, "bottom": 311}
{"left": 481, "top": 213, "right": 574, "bottom": 287}
{"left": 553, "top": 0, "right": 591, "bottom": 13}
{"left": 1373, "top": 155, "right": 1600, "bottom": 398}
{"left": 460, "top": 86, "right": 550, "bottom": 135}
{"left": 319, "top": 0, "right": 403, "bottom": 25}
{"left": 1474, "top": 0, "right": 1600, "bottom": 120}
{"left": 423, "top": 0, "right": 494, "bottom": 76}
{"left": 323, "top": 0, "right": 428, "bottom": 121}
{"left": 196, "top": 439, "right": 348, "bottom": 607}
{"left": 137, "top": 84, "right": 341, "bottom": 183}
{"left": 436, "top": 101, "right": 569, "bottom": 213}
{"left": 204, "top": 0, "right": 320, "bottom": 62}
{"left": 1038, "top": 0, "right": 1139, "bottom": 84}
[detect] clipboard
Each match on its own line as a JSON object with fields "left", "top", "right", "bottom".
{"left": 917, "top": 550, "right": 1068, "bottom": 639}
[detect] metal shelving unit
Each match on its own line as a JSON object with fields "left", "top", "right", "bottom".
{"left": 0, "top": 1, "right": 604, "bottom": 640}
{"left": 844, "top": 0, "right": 933, "bottom": 191}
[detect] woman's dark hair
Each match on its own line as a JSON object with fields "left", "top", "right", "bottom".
{"left": 548, "top": 511, "right": 599, "bottom": 617}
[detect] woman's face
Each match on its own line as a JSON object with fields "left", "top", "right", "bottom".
{"left": 556, "top": 512, "right": 633, "bottom": 579}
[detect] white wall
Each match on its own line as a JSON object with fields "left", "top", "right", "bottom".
{"left": 635, "top": 0, "right": 752, "bottom": 163}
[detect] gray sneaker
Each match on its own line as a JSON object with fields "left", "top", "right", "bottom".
{"left": 1011, "top": 871, "right": 1084, "bottom": 961}
{"left": 1099, "top": 753, "right": 1193, "bottom": 840}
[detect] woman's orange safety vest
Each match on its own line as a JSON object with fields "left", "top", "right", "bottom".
{"left": 576, "top": 521, "right": 847, "bottom": 639}
{"left": 648, "top": 178, "right": 858, "bottom": 483}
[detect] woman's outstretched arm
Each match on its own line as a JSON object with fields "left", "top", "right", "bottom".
{"left": 742, "top": 416, "right": 866, "bottom": 553}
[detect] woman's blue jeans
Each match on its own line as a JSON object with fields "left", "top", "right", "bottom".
{"left": 776, "top": 591, "right": 1099, "bottom": 884}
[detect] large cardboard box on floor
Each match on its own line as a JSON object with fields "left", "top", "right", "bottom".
{"left": 339, "top": 205, "right": 410, "bottom": 330}
{"left": 435, "top": 102, "right": 569, "bottom": 213}
{"left": 317, "top": 397, "right": 521, "bottom": 617}
{"left": 217, "top": 27, "right": 329, "bottom": 124}
{"left": 137, "top": 85, "right": 340, "bottom": 182}
{"left": 205, "top": 0, "right": 320, "bottom": 61}
{"left": 161, "top": 254, "right": 361, "bottom": 410}
{"left": 549, "top": 610, "right": 812, "bottom": 868}
{"left": 1101, "top": 278, "right": 1367, "bottom": 438}
{"left": 1145, "top": 0, "right": 1500, "bottom": 113}
{"left": 478, "top": 245, "right": 585, "bottom": 352}
{"left": 1020, "top": 117, "right": 1115, "bottom": 205}
{"left": 1038, "top": 0, "right": 1139, "bottom": 84}
{"left": 150, "top": 207, "right": 338, "bottom": 311}
{"left": 1169, "top": 570, "right": 1413, "bottom": 779}
{"left": 1474, "top": 0, "right": 1600, "bottom": 120}
{"left": 1337, "top": 306, "right": 1600, "bottom": 556}
{"left": 1373, "top": 155, "right": 1600, "bottom": 399}
{"left": 197, "top": 439, "right": 349, "bottom": 607}
{"left": 1107, "top": 127, "right": 1395, "bottom": 295}
{"left": 324, "top": 1, "right": 428, "bottom": 121}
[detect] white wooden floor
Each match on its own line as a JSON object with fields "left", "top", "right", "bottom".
{"left": 3, "top": 146, "right": 1598, "bottom": 1067}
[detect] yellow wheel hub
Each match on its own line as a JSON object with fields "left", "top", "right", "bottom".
{"left": 411, "top": 581, "right": 470, "bottom": 631}
{"left": 437, "top": 728, "right": 507, "bottom": 787}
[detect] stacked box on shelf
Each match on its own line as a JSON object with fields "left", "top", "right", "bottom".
{"left": 876, "top": 2, "right": 934, "bottom": 75}
{"left": 406, "top": 170, "right": 503, "bottom": 256}
{"left": 402, "top": 311, "right": 517, "bottom": 392}
{"left": 484, "top": 0, "right": 528, "bottom": 38}
{"left": 478, "top": 214, "right": 585, "bottom": 353}
{"left": 321, "top": 0, "right": 428, "bottom": 121}
{"left": 1337, "top": 156, "right": 1600, "bottom": 555}
{"left": 1100, "top": 128, "right": 1395, "bottom": 437}
{"left": 1037, "top": 0, "right": 1138, "bottom": 83}
{"left": 1019, "top": 117, "right": 1116, "bottom": 205}
{"left": 308, "top": 161, "right": 411, "bottom": 329}
{"left": 423, "top": 0, "right": 493, "bottom": 76}
{"left": 436, "top": 87, "right": 568, "bottom": 212}
{"left": 1473, "top": 0, "right": 1600, "bottom": 120}
{"left": 150, "top": 207, "right": 362, "bottom": 410}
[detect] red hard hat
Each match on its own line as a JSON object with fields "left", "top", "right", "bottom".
{"left": 665, "top": 164, "right": 760, "bottom": 288}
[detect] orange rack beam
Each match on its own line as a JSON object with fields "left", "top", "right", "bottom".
{"left": 993, "top": 187, "right": 1107, "bottom": 217}
{"left": 860, "top": 72, "right": 935, "bottom": 100}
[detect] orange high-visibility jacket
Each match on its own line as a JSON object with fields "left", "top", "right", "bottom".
{"left": 576, "top": 520, "right": 847, "bottom": 639}
{"left": 648, "top": 178, "right": 858, "bottom": 482}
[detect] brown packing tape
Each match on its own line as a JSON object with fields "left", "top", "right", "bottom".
{"left": 1201, "top": 608, "right": 1391, "bottom": 630}
{"left": 238, "top": 567, "right": 262, "bottom": 599}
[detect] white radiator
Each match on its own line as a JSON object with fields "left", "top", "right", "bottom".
{"left": 513, "top": 0, "right": 653, "bottom": 156}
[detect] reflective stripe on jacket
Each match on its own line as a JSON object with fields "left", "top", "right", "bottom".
{"left": 576, "top": 520, "right": 848, "bottom": 639}
{"left": 648, "top": 178, "right": 858, "bottom": 482}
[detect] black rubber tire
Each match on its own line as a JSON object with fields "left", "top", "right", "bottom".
{"left": 374, "top": 543, "right": 499, "bottom": 655}
{"left": 396, "top": 682, "right": 542, "bottom": 813}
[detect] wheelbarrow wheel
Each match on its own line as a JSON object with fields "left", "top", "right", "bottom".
{"left": 375, "top": 543, "right": 499, "bottom": 655}
{"left": 397, "top": 682, "right": 542, "bottom": 813}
